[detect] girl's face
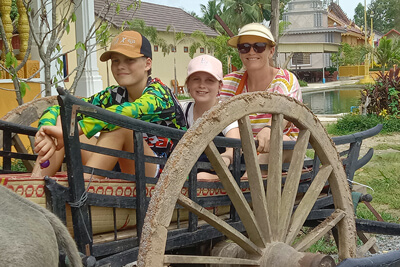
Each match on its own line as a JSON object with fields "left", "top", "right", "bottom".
{"left": 187, "top": 72, "right": 221, "bottom": 104}
{"left": 238, "top": 35, "right": 275, "bottom": 71}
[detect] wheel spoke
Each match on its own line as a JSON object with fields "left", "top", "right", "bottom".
{"left": 164, "top": 254, "right": 260, "bottom": 265}
{"left": 205, "top": 142, "right": 266, "bottom": 248}
{"left": 278, "top": 130, "right": 310, "bottom": 241}
{"left": 293, "top": 209, "right": 345, "bottom": 251}
{"left": 267, "top": 113, "right": 284, "bottom": 241}
{"left": 177, "top": 194, "right": 263, "bottom": 256}
{"left": 238, "top": 115, "right": 272, "bottom": 242}
{"left": 285, "top": 164, "right": 333, "bottom": 245}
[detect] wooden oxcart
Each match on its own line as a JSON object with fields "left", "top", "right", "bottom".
{"left": 1, "top": 88, "right": 400, "bottom": 267}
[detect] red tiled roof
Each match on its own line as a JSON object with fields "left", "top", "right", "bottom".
{"left": 94, "top": 0, "right": 219, "bottom": 37}
{"left": 383, "top": 29, "right": 400, "bottom": 38}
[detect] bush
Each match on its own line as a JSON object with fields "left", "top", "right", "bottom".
{"left": 363, "top": 68, "right": 400, "bottom": 116}
{"left": 327, "top": 113, "right": 400, "bottom": 135}
{"left": 298, "top": 79, "right": 308, "bottom": 87}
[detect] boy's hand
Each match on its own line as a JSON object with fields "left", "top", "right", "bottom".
{"left": 34, "top": 126, "right": 64, "bottom": 163}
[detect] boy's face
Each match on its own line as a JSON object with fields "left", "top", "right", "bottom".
{"left": 110, "top": 53, "right": 151, "bottom": 90}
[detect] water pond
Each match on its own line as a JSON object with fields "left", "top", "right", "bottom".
{"left": 302, "top": 89, "right": 362, "bottom": 115}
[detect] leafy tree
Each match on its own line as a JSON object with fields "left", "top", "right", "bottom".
{"left": 331, "top": 43, "right": 369, "bottom": 66}
{"left": 10, "top": 0, "right": 18, "bottom": 21}
{"left": 125, "top": 19, "right": 168, "bottom": 52}
{"left": 188, "top": 31, "right": 242, "bottom": 74}
{"left": 353, "top": 3, "right": 364, "bottom": 27}
{"left": 200, "top": 0, "right": 224, "bottom": 34}
{"left": 220, "top": 0, "right": 263, "bottom": 33}
{"left": 353, "top": 0, "right": 400, "bottom": 34}
{"left": 188, "top": 11, "right": 201, "bottom": 20}
{"left": 0, "top": 0, "right": 140, "bottom": 104}
{"left": 374, "top": 36, "right": 400, "bottom": 72}
{"left": 367, "top": 0, "right": 398, "bottom": 33}
{"left": 210, "top": 35, "right": 242, "bottom": 73}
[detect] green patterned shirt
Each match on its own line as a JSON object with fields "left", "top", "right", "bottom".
{"left": 39, "top": 78, "right": 186, "bottom": 156}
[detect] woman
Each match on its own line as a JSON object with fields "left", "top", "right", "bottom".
{"left": 182, "top": 55, "right": 239, "bottom": 180}
{"left": 221, "top": 23, "right": 302, "bottom": 164}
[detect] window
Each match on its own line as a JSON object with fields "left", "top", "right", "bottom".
{"left": 314, "top": 13, "right": 322, "bottom": 27}
{"left": 171, "top": 46, "right": 176, "bottom": 52}
{"left": 292, "top": 52, "right": 311, "bottom": 65}
{"left": 62, "top": 54, "right": 69, "bottom": 82}
{"left": 184, "top": 46, "right": 188, "bottom": 53}
{"left": 325, "top": 33, "right": 334, "bottom": 43}
{"left": 200, "top": 47, "right": 205, "bottom": 53}
{"left": 283, "top": 15, "right": 289, "bottom": 30}
{"left": 154, "top": 45, "right": 159, "bottom": 52}
{"left": 324, "top": 53, "right": 332, "bottom": 67}
{"left": 311, "top": 1, "right": 320, "bottom": 8}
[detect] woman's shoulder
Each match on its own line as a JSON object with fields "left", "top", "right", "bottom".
{"left": 274, "top": 68, "right": 298, "bottom": 82}
{"left": 224, "top": 69, "right": 246, "bottom": 80}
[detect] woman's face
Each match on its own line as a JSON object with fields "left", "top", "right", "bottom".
{"left": 187, "top": 72, "right": 221, "bottom": 104}
{"left": 237, "top": 35, "right": 275, "bottom": 71}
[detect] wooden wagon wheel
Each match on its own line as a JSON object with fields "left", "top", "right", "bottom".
{"left": 138, "top": 92, "right": 357, "bottom": 266}
{"left": 0, "top": 96, "right": 58, "bottom": 171}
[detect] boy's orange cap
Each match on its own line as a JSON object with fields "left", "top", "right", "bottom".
{"left": 100, "top": 31, "right": 152, "bottom": 61}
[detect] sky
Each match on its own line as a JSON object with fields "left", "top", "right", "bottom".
{"left": 142, "top": 0, "right": 372, "bottom": 22}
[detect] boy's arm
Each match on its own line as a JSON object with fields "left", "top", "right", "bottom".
{"left": 79, "top": 84, "right": 175, "bottom": 138}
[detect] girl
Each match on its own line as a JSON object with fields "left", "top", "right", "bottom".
{"left": 182, "top": 55, "right": 239, "bottom": 180}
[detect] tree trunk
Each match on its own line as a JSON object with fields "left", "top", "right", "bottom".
{"left": 270, "top": 0, "right": 280, "bottom": 66}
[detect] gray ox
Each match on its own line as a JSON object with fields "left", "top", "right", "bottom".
{"left": 0, "top": 185, "right": 82, "bottom": 267}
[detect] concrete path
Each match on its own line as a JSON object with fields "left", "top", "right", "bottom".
{"left": 301, "top": 76, "right": 365, "bottom": 93}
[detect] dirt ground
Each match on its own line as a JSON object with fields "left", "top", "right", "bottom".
{"left": 336, "top": 132, "right": 400, "bottom": 157}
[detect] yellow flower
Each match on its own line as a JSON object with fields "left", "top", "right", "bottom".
{"left": 379, "top": 109, "right": 388, "bottom": 117}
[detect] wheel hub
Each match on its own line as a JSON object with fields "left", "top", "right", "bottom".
{"left": 212, "top": 240, "right": 336, "bottom": 267}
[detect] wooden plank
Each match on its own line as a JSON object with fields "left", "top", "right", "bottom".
{"left": 177, "top": 194, "right": 262, "bottom": 256}
{"left": 293, "top": 209, "right": 345, "bottom": 251}
{"left": 285, "top": 165, "right": 333, "bottom": 245}
{"left": 357, "top": 235, "right": 377, "bottom": 257}
{"left": 164, "top": 254, "right": 260, "bottom": 265}
{"left": 205, "top": 142, "right": 265, "bottom": 248}
{"left": 357, "top": 231, "right": 378, "bottom": 256}
{"left": 12, "top": 134, "right": 34, "bottom": 172}
{"left": 267, "top": 113, "right": 284, "bottom": 241}
{"left": 278, "top": 129, "right": 310, "bottom": 241}
{"left": 238, "top": 116, "right": 271, "bottom": 243}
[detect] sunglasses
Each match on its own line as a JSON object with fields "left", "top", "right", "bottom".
{"left": 237, "top": 42, "right": 268, "bottom": 54}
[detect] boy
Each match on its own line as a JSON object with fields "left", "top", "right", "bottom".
{"left": 33, "top": 31, "right": 186, "bottom": 178}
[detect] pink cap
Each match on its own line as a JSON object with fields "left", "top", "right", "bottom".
{"left": 186, "top": 55, "right": 223, "bottom": 83}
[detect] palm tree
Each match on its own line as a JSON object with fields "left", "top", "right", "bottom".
{"left": 374, "top": 36, "right": 399, "bottom": 72}
{"left": 200, "top": 0, "right": 224, "bottom": 34}
{"left": 220, "top": 0, "right": 263, "bottom": 33}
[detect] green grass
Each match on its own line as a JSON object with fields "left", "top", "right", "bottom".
{"left": 302, "top": 128, "right": 400, "bottom": 254}
{"left": 373, "top": 143, "right": 400, "bottom": 151}
{"left": 176, "top": 94, "right": 192, "bottom": 100}
{"left": 326, "top": 114, "right": 400, "bottom": 136}
{"left": 356, "top": 204, "right": 400, "bottom": 223}
{"left": 354, "top": 151, "right": 400, "bottom": 219}
{"left": 307, "top": 235, "right": 338, "bottom": 254}
{"left": 0, "top": 159, "right": 28, "bottom": 172}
